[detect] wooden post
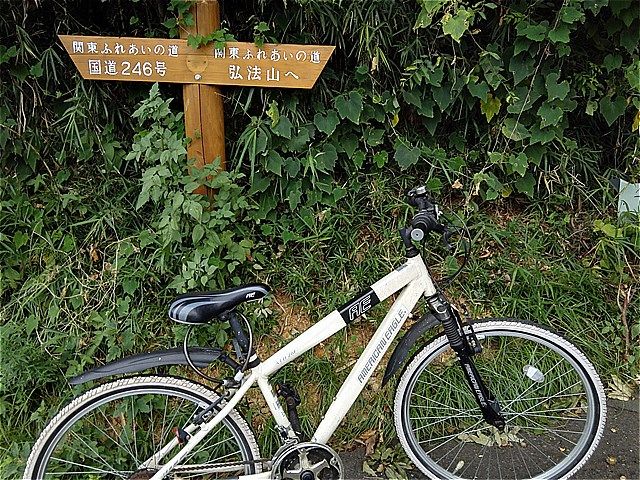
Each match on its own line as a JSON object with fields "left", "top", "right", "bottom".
{"left": 181, "top": 0, "right": 226, "bottom": 195}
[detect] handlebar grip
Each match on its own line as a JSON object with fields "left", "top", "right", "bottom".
{"left": 411, "top": 211, "right": 440, "bottom": 234}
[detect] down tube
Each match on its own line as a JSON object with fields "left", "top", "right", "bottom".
{"left": 312, "top": 280, "right": 425, "bottom": 443}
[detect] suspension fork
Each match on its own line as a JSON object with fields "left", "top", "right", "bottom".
{"left": 426, "top": 294, "right": 506, "bottom": 429}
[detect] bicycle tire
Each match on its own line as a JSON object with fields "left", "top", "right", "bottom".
{"left": 394, "top": 319, "right": 606, "bottom": 480}
{"left": 24, "top": 375, "right": 261, "bottom": 479}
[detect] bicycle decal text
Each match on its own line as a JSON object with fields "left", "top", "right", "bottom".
{"left": 357, "top": 306, "right": 409, "bottom": 383}
{"left": 339, "top": 289, "right": 381, "bottom": 323}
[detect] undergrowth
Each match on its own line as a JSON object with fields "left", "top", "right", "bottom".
{"left": 1, "top": 0, "right": 639, "bottom": 476}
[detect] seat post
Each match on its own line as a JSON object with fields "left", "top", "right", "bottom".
{"left": 225, "top": 311, "right": 261, "bottom": 368}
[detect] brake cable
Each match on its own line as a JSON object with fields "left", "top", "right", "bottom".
{"left": 422, "top": 208, "right": 471, "bottom": 286}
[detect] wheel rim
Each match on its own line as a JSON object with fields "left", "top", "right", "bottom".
{"left": 401, "top": 325, "right": 600, "bottom": 480}
{"left": 34, "top": 383, "right": 254, "bottom": 479}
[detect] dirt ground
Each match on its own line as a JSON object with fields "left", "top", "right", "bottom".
{"left": 341, "top": 398, "right": 639, "bottom": 480}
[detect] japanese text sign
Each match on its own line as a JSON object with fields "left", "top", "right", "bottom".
{"left": 59, "top": 35, "right": 335, "bottom": 89}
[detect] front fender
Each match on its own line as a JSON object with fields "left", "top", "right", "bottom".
{"left": 382, "top": 313, "right": 440, "bottom": 386}
{"left": 70, "top": 347, "right": 236, "bottom": 385}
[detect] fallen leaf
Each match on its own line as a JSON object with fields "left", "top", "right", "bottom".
{"left": 89, "top": 245, "right": 100, "bottom": 262}
{"left": 608, "top": 375, "right": 635, "bottom": 401}
{"left": 607, "top": 456, "right": 617, "bottom": 465}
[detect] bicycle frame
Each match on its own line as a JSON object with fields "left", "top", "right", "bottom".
{"left": 148, "top": 254, "right": 438, "bottom": 480}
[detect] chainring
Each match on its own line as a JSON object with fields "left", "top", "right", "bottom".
{"left": 271, "top": 442, "right": 343, "bottom": 480}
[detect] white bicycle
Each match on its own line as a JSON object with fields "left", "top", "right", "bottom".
{"left": 25, "top": 187, "right": 606, "bottom": 480}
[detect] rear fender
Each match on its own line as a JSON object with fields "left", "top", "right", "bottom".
{"left": 70, "top": 347, "right": 237, "bottom": 385}
{"left": 382, "top": 313, "right": 440, "bottom": 386}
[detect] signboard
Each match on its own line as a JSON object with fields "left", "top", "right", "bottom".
{"left": 59, "top": 35, "right": 335, "bottom": 89}
{"left": 59, "top": 0, "right": 335, "bottom": 194}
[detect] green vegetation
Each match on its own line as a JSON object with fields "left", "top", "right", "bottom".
{"left": 1, "top": 0, "right": 638, "bottom": 477}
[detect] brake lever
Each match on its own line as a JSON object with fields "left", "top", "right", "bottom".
{"left": 441, "top": 226, "right": 455, "bottom": 250}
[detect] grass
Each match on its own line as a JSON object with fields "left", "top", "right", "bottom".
{"left": 1, "top": 171, "right": 638, "bottom": 478}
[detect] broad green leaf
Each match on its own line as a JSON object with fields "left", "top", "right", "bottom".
{"left": 394, "top": 143, "right": 421, "bottom": 169}
{"left": 525, "top": 144, "right": 547, "bottom": 166}
{"left": 288, "top": 183, "right": 302, "bottom": 210}
{"left": 603, "top": 54, "right": 622, "bottom": 72}
{"left": 123, "top": 278, "right": 139, "bottom": 295}
{"left": 30, "top": 62, "right": 43, "bottom": 78}
{"left": 366, "top": 128, "right": 384, "bottom": 146}
{"left": 316, "top": 144, "right": 337, "bottom": 172}
{"left": 272, "top": 116, "right": 292, "bottom": 139}
{"left": 403, "top": 89, "right": 423, "bottom": 108}
{"left": 545, "top": 73, "right": 570, "bottom": 101}
{"left": 529, "top": 124, "right": 557, "bottom": 144}
{"left": 560, "top": 6, "right": 584, "bottom": 24}
{"left": 426, "top": 177, "right": 443, "bottom": 193}
{"left": 423, "top": 111, "right": 441, "bottom": 135}
{"left": 352, "top": 150, "right": 366, "bottom": 169}
{"left": 501, "top": 118, "right": 530, "bottom": 141}
{"left": 427, "top": 66, "right": 444, "bottom": 87}
{"left": 13, "top": 231, "right": 28, "bottom": 249}
{"left": 266, "top": 151, "right": 283, "bottom": 176}
{"left": 26, "top": 315, "right": 38, "bottom": 335}
{"left": 415, "top": 0, "right": 446, "bottom": 29}
{"left": 625, "top": 60, "right": 640, "bottom": 92}
{"left": 515, "top": 172, "right": 536, "bottom": 197}
{"left": 619, "top": 23, "right": 639, "bottom": 52}
{"left": 374, "top": 151, "right": 388, "bottom": 167}
{"left": 468, "top": 80, "right": 490, "bottom": 101}
{"left": 488, "top": 151, "right": 503, "bottom": 164}
{"left": 441, "top": 8, "right": 473, "bottom": 43}
{"left": 599, "top": 96, "right": 627, "bottom": 126}
{"left": 513, "top": 38, "right": 531, "bottom": 56}
{"left": 284, "top": 157, "right": 300, "bottom": 178}
{"left": 548, "top": 24, "right": 571, "bottom": 43}
{"left": 517, "top": 22, "right": 547, "bottom": 41}
{"left": 287, "top": 126, "right": 310, "bottom": 152}
{"left": 186, "top": 201, "right": 203, "bottom": 220}
{"left": 314, "top": 110, "right": 340, "bottom": 136}
{"left": 433, "top": 86, "right": 452, "bottom": 111}
{"left": 480, "top": 94, "right": 501, "bottom": 122}
{"left": 586, "top": 100, "right": 598, "bottom": 116}
{"left": 509, "top": 54, "right": 536, "bottom": 85}
{"left": 418, "top": 99, "right": 435, "bottom": 118}
{"left": 341, "top": 134, "right": 359, "bottom": 158}
{"left": 510, "top": 152, "right": 528, "bottom": 176}
{"left": 266, "top": 101, "right": 279, "bottom": 127}
{"left": 537, "top": 103, "right": 563, "bottom": 128}
{"left": 335, "top": 91, "right": 363, "bottom": 123}
{"left": 248, "top": 172, "right": 271, "bottom": 194}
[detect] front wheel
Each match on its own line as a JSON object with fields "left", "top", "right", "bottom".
{"left": 24, "top": 376, "right": 261, "bottom": 479}
{"left": 394, "top": 320, "right": 606, "bottom": 479}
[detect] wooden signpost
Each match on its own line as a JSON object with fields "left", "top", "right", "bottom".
{"left": 59, "top": 0, "right": 334, "bottom": 194}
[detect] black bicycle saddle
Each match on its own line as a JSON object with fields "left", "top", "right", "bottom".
{"left": 168, "top": 283, "right": 270, "bottom": 325}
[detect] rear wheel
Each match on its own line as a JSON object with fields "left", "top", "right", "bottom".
{"left": 394, "top": 320, "right": 606, "bottom": 479}
{"left": 24, "top": 376, "right": 261, "bottom": 479}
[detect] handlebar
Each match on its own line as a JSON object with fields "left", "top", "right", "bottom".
{"left": 403, "top": 185, "right": 470, "bottom": 282}
{"left": 405, "top": 185, "right": 444, "bottom": 242}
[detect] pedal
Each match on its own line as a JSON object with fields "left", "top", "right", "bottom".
{"left": 276, "top": 383, "right": 305, "bottom": 440}
{"left": 173, "top": 427, "right": 191, "bottom": 445}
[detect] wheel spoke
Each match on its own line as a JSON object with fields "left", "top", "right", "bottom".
{"left": 26, "top": 377, "right": 257, "bottom": 479}
{"left": 397, "top": 322, "right": 604, "bottom": 480}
